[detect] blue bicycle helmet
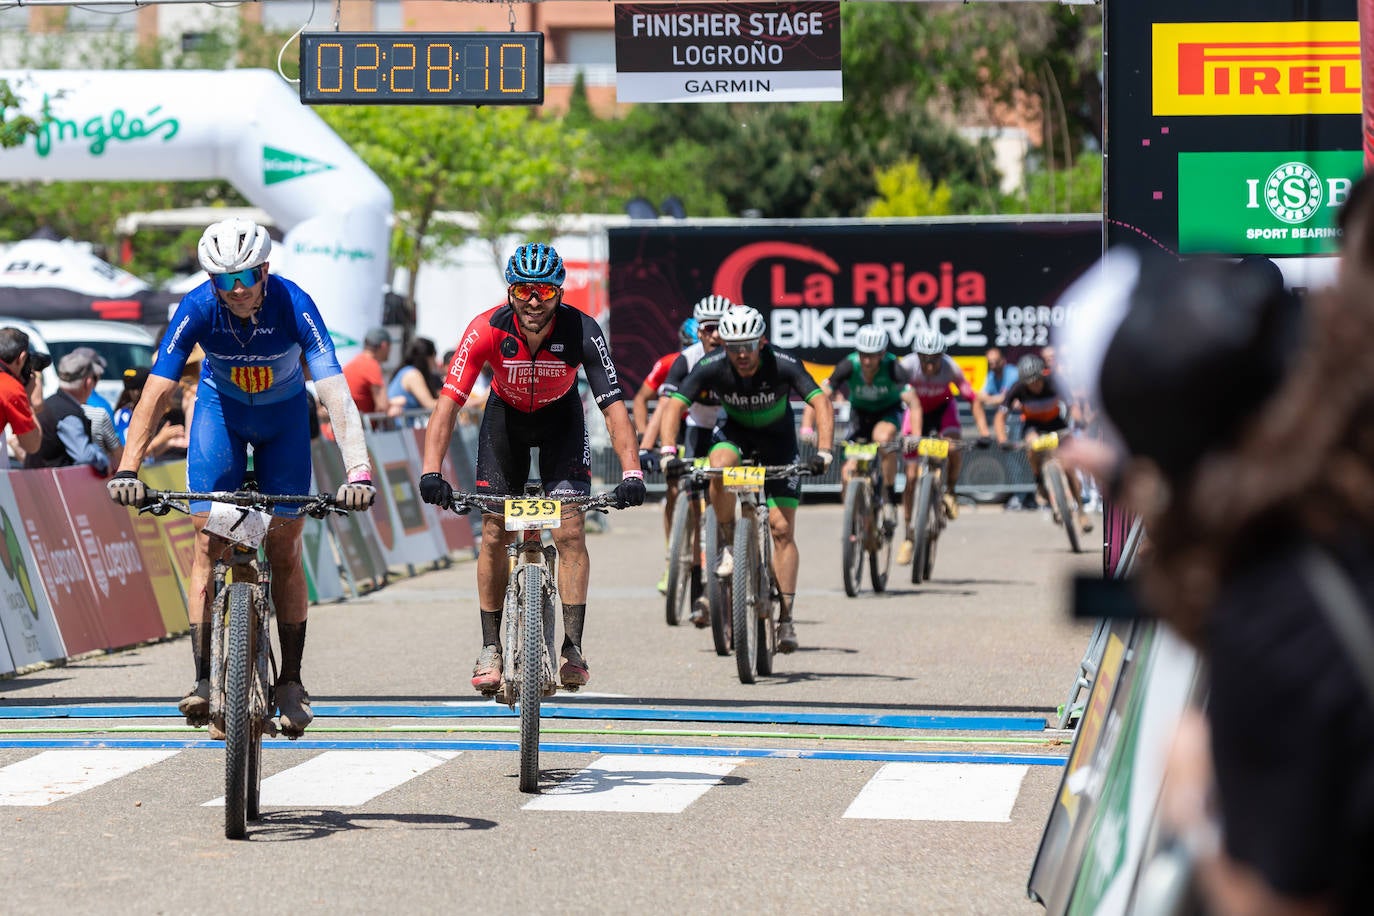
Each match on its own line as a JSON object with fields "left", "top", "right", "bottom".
{"left": 678, "top": 318, "right": 699, "bottom": 347}
{"left": 505, "top": 243, "right": 566, "bottom": 286}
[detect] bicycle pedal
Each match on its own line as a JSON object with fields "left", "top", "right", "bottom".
{"left": 559, "top": 684, "right": 580, "bottom": 694}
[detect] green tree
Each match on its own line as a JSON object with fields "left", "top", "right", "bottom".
{"left": 867, "top": 159, "right": 952, "bottom": 218}
{"left": 1004, "top": 151, "right": 1102, "bottom": 214}
{"left": 0, "top": 80, "right": 42, "bottom": 150}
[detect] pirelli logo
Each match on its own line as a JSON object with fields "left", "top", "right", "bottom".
{"left": 1152, "top": 21, "right": 1359, "bottom": 116}
{"left": 230, "top": 366, "right": 274, "bottom": 394}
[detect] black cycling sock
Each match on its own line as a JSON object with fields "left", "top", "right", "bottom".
{"left": 189, "top": 623, "right": 211, "bottom": 682}
{"left": 480, "top": 609, "right": 502, "bottom": 648}
{"left": 779, "top": 593, "right": 795, "bottom": 622}
{"left": 277, "top": 621, "right": 306, "bottom": 684}
{"left": 561, "top": 603, "right": 587, "bottom": 652}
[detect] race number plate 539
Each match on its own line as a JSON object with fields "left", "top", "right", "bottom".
{"left": 204, "top": 502, "right": 272, "bottom": 549}
{"left": 722, "top": 466, "right": 767, "bottom": 490}
{"left": 504, "top": 498, "right": 562, "bottom": 531}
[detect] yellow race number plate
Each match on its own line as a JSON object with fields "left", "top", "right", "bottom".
{"left": 504, "top": 498, "right": 562, "bottom": 531}
{"left": 1030, "top": 432, "right": 1060, "bottom": 453}
{"left": 917, "top": 438, "right": 950, "bottom": 459}
{"left": 844, "top": 443, "right": 879, "bottom": 460}
{"left": 722, "top": 466, "right": 767, "bottom": 490}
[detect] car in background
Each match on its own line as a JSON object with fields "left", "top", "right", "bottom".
{"left": 0, "top": 317, "right": 157, "bottom": 407}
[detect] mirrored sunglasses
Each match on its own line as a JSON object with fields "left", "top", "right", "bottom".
{"left": 510, "top": 282, "right": 561, "bottom": 302}
{"left": 697, "top": 323, "right": 720, "bottom": 336}
{"left": 211, "top": 266, "right": 264, "bottom": 291}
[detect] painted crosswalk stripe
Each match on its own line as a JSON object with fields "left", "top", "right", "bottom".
{"left": 843, "top": 762, "right": 1029, "bottom": 822}
{"left": 204, "top": 750, "right": 459, "bottom": 808}
{"left": 0, "top": 750, "right": 179, "bottom": 806}
{"left": 523, "top": 754, "right": 737, "bottom": 813}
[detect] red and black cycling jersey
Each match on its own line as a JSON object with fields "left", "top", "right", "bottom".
{"left": 441, "top": 303, "right": 625, "bottom": 413}
{"left": 998, "top": 373, "right": 1070, "bottom": 427}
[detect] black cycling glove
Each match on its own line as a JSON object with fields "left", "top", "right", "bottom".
{"left": 638, "top": 448, "right": 660, "bottom": 475}
{"left": 419, "top": 472, "right": 453, "bottom": 506}
{"left": 614, "top": 475, "right": 647, "bottom": 508}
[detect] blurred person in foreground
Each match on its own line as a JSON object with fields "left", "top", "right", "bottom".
{"left": 1078, "top": 248, "right": 1373, "bottom": 913}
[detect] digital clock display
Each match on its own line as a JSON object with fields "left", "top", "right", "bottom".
{"left": 300, "top": 32, "right": 544, "bottom": 105}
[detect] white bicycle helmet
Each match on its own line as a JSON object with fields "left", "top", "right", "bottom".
{"left": 854, "top": 325, "right": 888, "bottom": 354}
{"left": 912, "top": 329, "right": 947, "bottom": 357}
{"left": 198, "top": 218, "right": 271, "bottom": 274}
{"left": 693, "top": 294, "right": 735, "bottom": 323}
{"left": 717, "top": 306, "right": 766, "bottom": 343}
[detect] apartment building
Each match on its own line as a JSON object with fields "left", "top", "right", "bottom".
{"left": 1, "top": 0, "right": 622, "bottom": 115}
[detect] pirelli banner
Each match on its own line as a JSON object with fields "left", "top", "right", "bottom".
{"left": 1107, "top": 1, "right": 1362, "bottom": 266}
{"left": 607, "top": 217, "right": 1101, "bottom": 392}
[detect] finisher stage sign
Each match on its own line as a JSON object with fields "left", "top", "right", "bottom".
{"left": 614, "top": 2, "right": 841, "bottom": 103}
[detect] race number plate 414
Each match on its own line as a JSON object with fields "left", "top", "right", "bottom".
{"left": 722, "top": 466, "right": 767, "bottom": 490}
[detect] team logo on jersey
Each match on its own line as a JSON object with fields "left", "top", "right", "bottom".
{"left": 231, "top": 366, "right": 274, "bottom": 394}
{"left": 500, "top": 337, "right": 519, "bottom": 358}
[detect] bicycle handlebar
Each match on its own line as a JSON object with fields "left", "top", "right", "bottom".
{"left": 139, "top": 489, "right": 347, "bottom": 519}
{"left": 445, "top": 490, "right": 626, "bottom": 516}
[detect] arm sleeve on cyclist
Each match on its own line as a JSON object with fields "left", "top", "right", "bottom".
{"left": 315, "top": 373, "right": 371, "bottom": 476}
{"left": 440, "top": 311, "right": 496, "bottom": 407}
{"left": 579, "top": 313, "right": 626, "bottom": 409}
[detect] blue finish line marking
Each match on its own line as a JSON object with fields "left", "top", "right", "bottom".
{"left": 0, "top": 735, "right": 1066, "bottom": 766}
{"left": 0, "top": 704, "right": 1047, "bottom": 732}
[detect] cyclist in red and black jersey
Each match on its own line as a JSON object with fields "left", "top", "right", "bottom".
{"left": 420, "top": 243, "right": 645, "bottom": 695}
{"left": 994, "top": 353, "right": 1090, "bottom": 531}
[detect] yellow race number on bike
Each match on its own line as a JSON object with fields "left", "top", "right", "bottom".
{"left": 691, "top": 456, "right": 711, "bottom": 469}
{"left": 917, "top": 438, "right": 950, "bottom": 460}
{"left": 504, "top": 498, "right": 562, "bottom": 531}
{"left": 1031, "top": 432, "right": 1060, "bottom": 453}
{"left": 722, "top": 466, "right": 766, "bottom": 490}
{"left": 844, "top": 443, "right": 879, "bottom": 461}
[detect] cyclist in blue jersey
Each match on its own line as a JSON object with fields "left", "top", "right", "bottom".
{"left": 107, "top": 218, "right": 377, "bottom": 737}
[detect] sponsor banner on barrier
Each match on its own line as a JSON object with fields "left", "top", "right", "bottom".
{"left": 1152, "top": 20, "right": 1360, "bottom": 117}
{"left": 310, "top": 439, "right": 387, "bottom": 587}
{"left": 139, "top": 461, "right": 197, "bottom": 590}
{"left": 608, "top": 218, "right": 1101, "bottom": 391}
{"left": 614, "top": 2, "right": 842, "bottom": 103}
{"left": 129, "top": 513, "right": 189, "bottom": 634}
{"left": 1177, "top": 150, "right": 1361, "bottom": 255}
{"left": 51, "top": 467, "right": 167, "bottom": 649}
{"left": 301, "top": 512, "right": 344, "bottom": 604}
{"left": 12, "top": 469, "right": 108, "bottom": 655}
{"left": 407, "top": 427, "right": 471, "bottom": 554}
{"left": 368, "top": 428, "right": 445, "bottom": 569}
{"left": 0, "top": 474, "right": 66, "bottom": 667}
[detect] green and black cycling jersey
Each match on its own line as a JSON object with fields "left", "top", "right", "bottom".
{"left": 827, "top": 352, "right": 909, "bottom": 415}
{"left": 670, "top": 345, "right": 823, "bottom": 428}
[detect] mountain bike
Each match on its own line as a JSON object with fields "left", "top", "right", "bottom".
{"left": 447, "top": 485, "right": 622, "bottom": 793}
{"left": 905, "top": 437, "right": 972, "bottom": 585}
{"left": 1028, "top": 432, "right": 1085, "bottom": 553}
{"left": 720, "top": 462, "right": 810, "bottom": 684}
{"left": 141, "top": 488, "right": 345, "bottom": 840}
{"left": 840, "top": 440, "right": 899, "bottom": 597}
{"left": 664, "top": 456, "right": 712, "bottom": 628}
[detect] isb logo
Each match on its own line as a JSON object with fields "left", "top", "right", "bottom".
{"left": 1247, "top": 162, "right": 1344, "bottom": 225}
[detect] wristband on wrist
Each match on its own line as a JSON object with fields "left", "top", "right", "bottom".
{"left": 800, "top": 427, "right": 815, "bottom": 436}
{"left": 659, "top": 445, "right": 677, "bottom": 457}
{"left": 347, "top": 468, "right": 373, "bottom": 484}
{"left": 623, "top": 469, "right": 644, "bottom": 480}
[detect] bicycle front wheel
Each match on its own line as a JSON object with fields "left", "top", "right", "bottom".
{"left": 664, "top": 493, "right": 693, "bottom": 626}
{"left": 841, "top": 478, "right": 866, "bottom": 598}
{"left": 223, "top": 583, "right": 254, "bottom": 840}
{"left": 869, "top": 483, "right": 894, "bottom": 593}
{"left": 519, "top": 564, "right": 547, "bottom": 793}
{"left": 911, "top": 472, "right": 936, "bottom": 585}
{"left": 733, "top": 510, "right": 760, "bottom": 684}
{"left": 1045, "top": 461, "right": 1082, "bottom": 553}
{"left": 755, "top": 519, "right": 776, "bottom": 677}
{"left": 705, "top": 505, "right": 731, "bottom": 656}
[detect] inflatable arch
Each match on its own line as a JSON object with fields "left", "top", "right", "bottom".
{"left": 0, "top": 69, "right": 392, "bottom": 361}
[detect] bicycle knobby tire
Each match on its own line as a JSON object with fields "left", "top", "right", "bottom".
{"left": 223, "top": 583, "right": 254, "bottom": 840}
{"left": 518, "top": 564, "right": 547, "bottom": 793}
{"left": 733, "top": 512, "right": 760, "bottom": 684}
{"left": 705, "top": 505, "right": 730, "bottom": 656}
{"left": 665, "top": 493, "right": 693, "bottom": 626}
{"left": 841, "top": 478, "right": 866, "bottom": 598}
{"left": 911, "top": 472, "right": 936, "bottom": 585}
{"left": 1045, "top": 461, "right": 1082, "bottom": 554}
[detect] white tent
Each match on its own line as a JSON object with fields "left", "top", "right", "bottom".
{"left": 0, "top": 235, "right": 162, "bottom": 322}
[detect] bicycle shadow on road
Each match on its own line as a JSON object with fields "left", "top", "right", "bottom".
{"left": 246, "top": 809, "right": 498, "bottom": 841}
{"left": 516, "top": 767, "right": 748, "bottom": 795}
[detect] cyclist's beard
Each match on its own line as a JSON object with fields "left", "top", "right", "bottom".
{"left": 512, "top": 298, "right": 556, "bottom": 335}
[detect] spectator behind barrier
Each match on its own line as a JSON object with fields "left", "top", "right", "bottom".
{"left": 0, "top": 327, "right": 42, "bottom": 466}
{"left": 26, "top": 347, "right": 112, "bottom": 473}
{"left": 343, "top": 327, "right": 401, "bottom": 425}
{"left": 1085, "top": 249, "right": 1374, "bottom": 912}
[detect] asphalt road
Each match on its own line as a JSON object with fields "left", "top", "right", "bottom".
{"left": 0, "top": 497, "right": 1097, "bottom": 915}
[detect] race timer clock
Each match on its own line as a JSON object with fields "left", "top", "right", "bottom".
{"left": 300, "top": 32, "right": 544, "bottom": 105}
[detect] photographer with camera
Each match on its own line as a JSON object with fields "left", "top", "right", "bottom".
{"left": 0, "top": 327, "right": 43, "bottom": 467}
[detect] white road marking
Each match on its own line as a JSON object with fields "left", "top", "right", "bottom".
{"left": 0, "top": 750, "right": 178, "bottom": 806}
{"left": 522, "top": 755, "right": 737, "bottom": 813}
{"left": 843, "top": 762, "right": 1029, "bottom": 822}
{"left": 204, "top": 750, "right": 459, "bottom": 808}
